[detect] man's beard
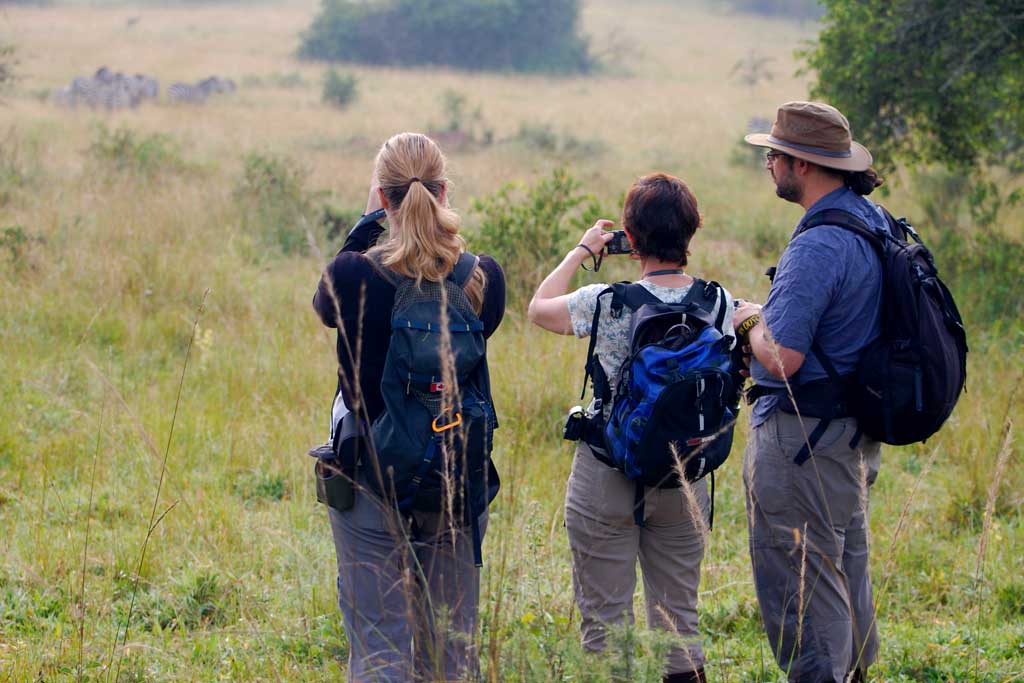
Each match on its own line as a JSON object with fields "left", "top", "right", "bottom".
{"left": 773, "top": 165, "right": 802, "bottom": 203}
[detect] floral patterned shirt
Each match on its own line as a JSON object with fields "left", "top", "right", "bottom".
{"left": 567, "top": 278, "right": 736, "bottom": 411}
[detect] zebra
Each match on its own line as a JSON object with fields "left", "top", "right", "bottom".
{"left": 167, "top": 81, "right": 208, "bottom": 104}
{"left": 197, "top": 75, "right": 236, "bottom": 96}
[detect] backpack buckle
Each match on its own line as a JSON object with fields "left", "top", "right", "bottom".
{"left": 432, "top": 412, "right": 462, "bottom": 433}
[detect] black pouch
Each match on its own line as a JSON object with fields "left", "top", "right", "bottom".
{"left": 315, "top": 459, "right": 354, "bottom": 512}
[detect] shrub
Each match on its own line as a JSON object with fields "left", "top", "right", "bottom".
{"left": 428, "top": 89, "right": 493, "bottom": 149}
{"left": 321, "top": 68, "right": 358, "bottom": 108}
{"left": 0, "top": 43, "right": 15, "bottom": 93}
{"left": 299, "top": 0, "right": 592, "bottom": 73}
{"left": 514, "top": 122, "right": 606, "bottom": 159}
{"left": 469, "top": 168, "right": 605, "bottom": 303}
{"left": 234, "top": 152, "right": 314, "bottom": 255}
{"left": 1, "top": 225, "right": 43, "bottom": 267}
{"left": 89, "top": 124, "right": 187, "bottom": 178}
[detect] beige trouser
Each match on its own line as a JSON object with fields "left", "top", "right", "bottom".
{"left": 565, "top": 444, "right": 708, "bottom": 675}
{"left": 744, "top": 411, "right": 882, "bottom": 683}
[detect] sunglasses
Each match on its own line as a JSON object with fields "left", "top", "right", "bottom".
{"left": 765, "top": 150, "right": 790, "bottom": 162}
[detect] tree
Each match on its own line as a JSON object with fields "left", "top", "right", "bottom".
{"left": 805, "top": 0, "right": 1024, "bottom": 172}
{"left": 298, "top": 0, "right": 592, "bottom": 73}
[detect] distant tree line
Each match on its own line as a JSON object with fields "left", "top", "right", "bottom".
{"left": 729, "top": 0, "right": 823, "bottom": 19}
{"left": 299, "top": 0, "right": 592, "bottom": 73}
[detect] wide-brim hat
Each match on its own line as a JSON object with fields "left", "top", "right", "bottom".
{"left": 745, "top": 101, "right": 873, "bottom": 172}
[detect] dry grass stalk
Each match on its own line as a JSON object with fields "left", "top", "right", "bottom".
{"left": 78, "top": 399, "right": 104, "bottom": 682}
{"left": 668, "top": 442, "right": 708, "bottom": 541}
{"left": 653, "top": 603, "right": 701, "bottom": 677}
{"left": 794, "top": 523, "right": 808, "bottom": 676}
{"left": 974, "top": 420, "right": 1014, "bottom": 582}
{"left": 111, "top": 290, "right": 207, "bottom": 683}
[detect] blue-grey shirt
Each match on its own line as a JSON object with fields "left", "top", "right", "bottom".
{"left": 750, "top": 186, "right": 889, "bottom": 427}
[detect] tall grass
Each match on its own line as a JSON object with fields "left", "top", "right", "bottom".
{"left": 0, "top": 0, "right": 1021, "bottom": 681}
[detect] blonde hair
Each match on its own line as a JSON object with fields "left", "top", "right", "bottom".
{"left": 369, "top": 132, "right": 485, "bottom": 313}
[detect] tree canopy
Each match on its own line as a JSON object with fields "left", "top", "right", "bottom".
{"left": 806, "top": 0, "right": 1024, "bottom": 171}
{"left": 299, "top": 0, "right": 592, "bottom": 74}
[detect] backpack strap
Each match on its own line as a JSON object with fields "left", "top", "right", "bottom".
{"left": 679, "top": 278, "right": 728, "bottom": 332}
{"left": 449, "top": 252, "right": 480, "bottom": 288}
{"left": 581, "top": 287, "right": 616, "bottom": 401}
{"left": 798, "top": 208, "right": 887, "bottom": 257}
{"left": 609, "top": 281, "right": 661, "bottom": 317}
{"left": 790, "top": 209, "right": 885, "bottom": 465}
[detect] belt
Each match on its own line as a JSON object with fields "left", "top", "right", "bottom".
{"left": 747, "top": 379, "right": 858, "bottom": 464}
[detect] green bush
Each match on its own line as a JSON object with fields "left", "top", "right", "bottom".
{"left": 299, "top": 0, "right": 592, "bottom": 73}
{"left": 514, "top": 122, "right": 606, "bottom": 159}
{"left": 0, "top": 43, "right": 15, "bottom": 93}
{"left": 321, "top": 68, "right": 358, "bottom": 108}
{"left": 89, "top": 124, "right": 187, "bottom": 178}
{"left": 469, "top": 168, "right": 605, "bottom": 303}
{"left": 429, "top": 89, "right": 493, "bottom": 148}
{"left": 234, "top": 152, "right": 314, "bottom": 255}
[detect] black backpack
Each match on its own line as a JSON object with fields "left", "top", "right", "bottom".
{"left": 794, "top": 207, "right": 968, "bottom": 448}
{"left": 368, "top": 252, "right": 499, "bottom": 566}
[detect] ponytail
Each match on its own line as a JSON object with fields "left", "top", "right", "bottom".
{"left": 368, "top": 133, "right": 486, "bottom": 313}
{"left": 844, "top": 168, "right": 884, "bottom": 196}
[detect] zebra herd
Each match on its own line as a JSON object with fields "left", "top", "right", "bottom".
{"left": 52, "top": 67, "right": 236, "bottom": 111}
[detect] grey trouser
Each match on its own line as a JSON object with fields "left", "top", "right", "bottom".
{"left": 565, "top": 444, "right": 708, "bottom": 675}
{"left": 743, "top": 411, "right": 882, "bottom": 683}
{"left": 328, "top": 483, "right": 486, "bottom": 683}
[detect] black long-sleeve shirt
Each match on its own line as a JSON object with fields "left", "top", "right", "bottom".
{"left": 313, "top": 219, "right": 506, "bottom": 422}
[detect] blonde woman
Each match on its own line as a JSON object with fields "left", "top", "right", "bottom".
{"left": 312, "top": 133, "right": 505, "bottom": 682}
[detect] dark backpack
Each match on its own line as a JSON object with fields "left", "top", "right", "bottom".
{"left": 582, "top": 279, "right": 740, "bottom": 525}
{"left": 794, "top": 207, "right": 968, "bottom": 449}
{"left": 368, "top": 252, "right": 499, "bottom": 565}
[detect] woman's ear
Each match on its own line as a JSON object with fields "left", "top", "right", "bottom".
{"left": 439, "top": 182, "right": 448, "bottom": 206}
{"left": 377, "top": 187, "right": 390, "bottom": 210}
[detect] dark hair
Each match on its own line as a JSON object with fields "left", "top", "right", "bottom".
{"left": 622, "top": 173, "right": 702, "bottom": 266}
{"left": 820, "top": 165, "right": 884, "bottom": 196}
{"left": 843, "top": 168, "right": 884, "bottom": 196}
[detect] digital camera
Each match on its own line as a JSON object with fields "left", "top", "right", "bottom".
{"left": 605, "top": 230, "right": 632, "bottom": 255}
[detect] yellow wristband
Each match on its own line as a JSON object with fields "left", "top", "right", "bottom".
{"left": 736, "top": 313, "right": 761, "bottom": 338}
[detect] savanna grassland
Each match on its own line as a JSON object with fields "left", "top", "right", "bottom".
{"left": 0, "top": 0, "right": 1022, "bottom": 681}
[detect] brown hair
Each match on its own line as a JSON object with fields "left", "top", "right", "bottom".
{"left": 368, "top": 132, "right": 485, "bottom": 312}
{"left": 842, "top": 168, "right": 884, "bottom": 196}
{"left": 622, "top": 173, "right": 702, "bottom": 266}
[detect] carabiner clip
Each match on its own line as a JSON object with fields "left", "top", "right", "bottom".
{"left": 432, "top": 412, "right": 462, "bottom": 433}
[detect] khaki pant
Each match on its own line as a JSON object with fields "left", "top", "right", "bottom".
{"left": 565, "top": 444, "right": 708, "bottom": 675}
{"left": 329, "top": 481, "right": 486, "bottom": 683}
{"left": 743, "top": 411, "right": 882, "bottom": 683}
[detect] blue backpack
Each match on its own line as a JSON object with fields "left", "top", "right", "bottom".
{"left": 368, "top": 252, "right": 499, "bottom": 566}
{"left": 582, "top": 278, "right": 739, "bottom": 525}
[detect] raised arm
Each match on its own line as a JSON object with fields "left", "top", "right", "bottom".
{"left": 528, "top": 221, "right": 614, "bottom": 335}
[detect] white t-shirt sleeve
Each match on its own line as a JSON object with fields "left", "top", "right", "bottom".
{"left": 566, "top": 284, "right": 608, "bottom": 338}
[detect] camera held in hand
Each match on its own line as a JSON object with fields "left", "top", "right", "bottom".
{"left": 604, "top": 230, "right": 632, "bottom": 255}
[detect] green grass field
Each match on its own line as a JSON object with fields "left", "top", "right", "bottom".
{"left": 1, "top": 0, "right": 1022, "bottom": 680}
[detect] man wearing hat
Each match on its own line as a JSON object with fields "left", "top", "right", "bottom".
{"left": 734, "top": 101, "right": 887, "bottom": 682}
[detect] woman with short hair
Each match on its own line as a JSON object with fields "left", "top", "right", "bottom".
{"left": 313, "top": 132, "right": 505, "bottom": 682}
{"left": 528, "top": 173, "right": 735, "bottom": 683}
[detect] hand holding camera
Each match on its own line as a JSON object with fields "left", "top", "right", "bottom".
{"left": 575, "top": 220, "right": 631, "bottom": 271}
